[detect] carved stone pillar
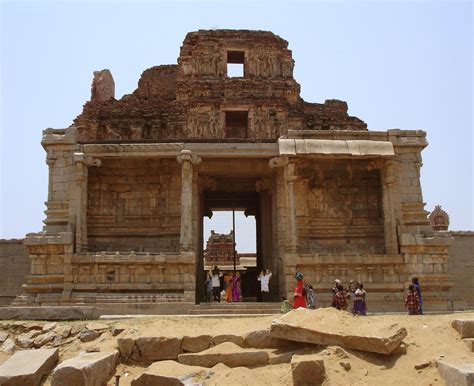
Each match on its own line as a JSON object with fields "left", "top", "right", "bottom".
{"left": 46, "top": 155, "right": 57, "bottom": 202}
{"left": 369, "top": 159, "right": 398, "bottom": 255}
{"left": 74, "top": 153, "right": 101, "bottom": 253}
{"left": 177, "top": 150, "right": 201, "bottom": 251}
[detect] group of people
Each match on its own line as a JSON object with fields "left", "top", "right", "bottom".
{"left": 205, "top": 266, "right": 241, "bottom": 303}
{"left": 286, "top": 272, "right": 423, "bottom": 316}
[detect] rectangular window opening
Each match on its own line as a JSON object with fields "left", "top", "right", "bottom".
{"left": 225, "top": 111, "right": 248, "bottom": 139}
{"left": 227, "top": 51, "right": 245, "bottom": 78}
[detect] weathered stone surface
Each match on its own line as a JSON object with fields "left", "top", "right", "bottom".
{"left": 437, "top": 361, "right": 474, "bottom": 386}
{"left": 111, "top": 325, "right": 126, "bottom": 337}
{"left": 0, "top": 307, "right": 102, "bottom": 321}
{"left": 211, "top": 334, "right": 245, "bottom": 347}
{"left": 270, "top": 308, "right": 407, "bottom": 355}
{"left": 85, "top": 322, "right": 109, "bottom": 333}
{"left": 51, "top": 350, "right": 119, "bottom": 386}
{"left": 181, "top": 335, "right": 212, "bottom": 353}
{"left": 42, "top": 322, "right": 57, "bottom": 332}
{"left": 16, "top": 329, "right": 42, "bottom": 348}
{"left": 291, "top": 354, "right": 325, "bottom": 386}
{"left": 0, "top": 331, "right": 9, "bottom": 343}
{"left": 1, "top": 338, "right": 15, "bottom": 353}
{"left": 70, "top": 323, "right": 85, "bottom": 336}
{"left": 0, "top": 348, "right": 58, "bottom": 386}
{"left": 53, "top": 325, "right": 72, "bottom": 338}
{"left": 79, "top": 329, "right": 100, "bottom": 343}
{"left": 243, "top": 329, "right": 290, "bottom": 349}
{"left": 463, "top": 338, "right": 474, "bottom": 352}
{"left": 118, "top": 336, "right": 182, "bottom": 362}
{"left": 178, "top": 342, "right": 269, "bottom": 368}
{"left": 131, "top": 360, "right": 213, "bottom": 386}
{"left": 452, "top": 319, "right": 474, "bottom": 339}
{"left": 268, "top": 349, "right": 295, "bottom": 365}
{"left": 91, "top": 69, "right": 115, "bottom": 103}
{"left": 33, "top": 331, "right": 57, "bottom": 348}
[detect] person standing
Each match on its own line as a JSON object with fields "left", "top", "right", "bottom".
{"left": 232, "top": 272, "right": 241, "bottom": 302}
{"left": 294, "top": 271, "right": 307, "bottom": 309}
{"left": 333, "top": 284, "right": 350, "bottom": 311}
{"left": 305, "top": 283, "right": 316, "bottom": 309}
{"left": 412, "top": 277, "right": 423, "bottom": 315}
{"left": 405, "top": 284, "right": 420, "bottom": 315}
{"left": 349, "top": 281, "right": 367, "bottom": 315}
{"left": 205, "top": 270, "right": 213, "bottom": 302}
{"left": 258, "top": 269, "right": 272, "bottom": 302}
{"left": 211, "top": 266, "right": 223, "bottom": 302}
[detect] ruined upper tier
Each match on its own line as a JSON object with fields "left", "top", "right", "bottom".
{"left": 74, "top": 30, "right": 367, "bottom": 142}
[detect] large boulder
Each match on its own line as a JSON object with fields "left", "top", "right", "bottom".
{"left": 270, "top": 308, "right": 407, "bottom": 355}
{"left": 452, "top": 319, "right": 474, "bottom": 339}
{"left": 16, "top": 329, "right": 42, "bottom": 348}
{"left": 118, "top": 336, "right": 182, "bottom": 363}
{"left": 131, "top": 360, "right": 213, "bottom": 386}
{"left": 437, "top": 361, "right": 474, "bottom": 386}
{"left": 0, "top": 348, "right": 58, "bottom": 386}
{"left": 178, "top": 342, "right": 269, "bottom": 368}
{"left": 291, "top": 354, "right": 326, "bottom": 386}
{"left": 1, "top": 338, "right": 16, "bottom": 354}
{"left": 51, "top": 350, "right": 119, "bottom": 386}
{"left": 181, "top": 335, "right": 212, "bottom": 353}
{"left": 33, "top": 331, "right": 57, "bottom": 348}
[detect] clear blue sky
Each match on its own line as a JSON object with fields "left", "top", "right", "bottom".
{"left": 1, "top": 1, "right": 472, "bottom": 246}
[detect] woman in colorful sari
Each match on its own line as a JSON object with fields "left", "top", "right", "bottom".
{"left": 224, "top": 273, "right": 233, "bottom": 303}
{"left": 293, "top": 271, "right": 307, "bottom": 309}
{"left": 232, "top": 272, "right": 241, "bottom": 302}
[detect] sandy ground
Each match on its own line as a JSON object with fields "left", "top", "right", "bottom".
{"left": 1, "top": 311, "right": 473, "bottom": 385}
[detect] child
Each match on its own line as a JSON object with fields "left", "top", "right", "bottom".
{"left": 293, "top": 271, "right": 307, "bottom": 309}
{"left": 349, "top": 281, "right": 367, "bottom": 315}
{"left": 333, "top": 284, "right": 350, "bottom": 311}
{"left": 305, "top": 283, "right": 316, "bottom": 309}
{"left": 412, "top": 277, "right": 423, "bottom": 315}
{"left": 405, "top": 284, "right": 420, "bottom": 315}
{"left": 280, "top": 296, "right": 292, "bottom": 314}
{"left": 331, "top": 279, "right": 341, "bottom": 307}
{"left": 258, "top": 269, "right": 272, "bottom": 302}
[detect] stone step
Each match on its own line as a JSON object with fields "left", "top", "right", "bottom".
{"left": 437, "top": 361, "right": 474, "bottom": 386}
{"left": 452, "top": 319, "right": 474, "bottom": 338}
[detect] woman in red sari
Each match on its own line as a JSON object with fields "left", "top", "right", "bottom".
{"left": 293, "top": 271, "right": 307, "bottom": 309}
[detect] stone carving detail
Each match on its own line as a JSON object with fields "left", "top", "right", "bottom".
{"left": 91, "top": 69, "right": 115, "bottom": 103}
{"left": 187, "top": 108, "right": 221, "bottom": 139}
{"left": 269, "top": 155, "right": 289, "bottom": 168}
{"left": 429, "top": 205, "right": 450, "bottom": 231}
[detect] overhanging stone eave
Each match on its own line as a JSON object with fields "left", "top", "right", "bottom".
{"left": 278, "top": 138, "right": 395, "bottom": 158}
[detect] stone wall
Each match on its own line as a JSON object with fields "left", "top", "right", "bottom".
{"left": 0, "top": 239, "right": 28, "bottom": 305}
{"left": 447, "top": 231, "right": 474, "bottom": 308}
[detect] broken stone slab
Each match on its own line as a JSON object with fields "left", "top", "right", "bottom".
{"left": 42, "top": 322, "right": 57, "bottom": 332}
{"left": 243, "top": 329, "right": 291, "bottom": 349}
{"left": 437, "top": 361, "right": 474, "bottom": 386}
{"left": 131, "top": 360, "right": 213, "bottom": 386}
{"left": 463, "top": 338, "right": 474, "bottom": 352}
{"left": 291, "top": 353, "right": 326, "bottom": 386}
{"left": 16, "top": 329, "right": 43, "bottom": 348}
{"left": 53, "top": 325, "right": 72, "bottom": 338}
{"left": 270, "top": 308, "right": 407, "bottom": 355}
{"left": 85, "top": 322, "right": 109, "bottom": 333}
{"left": 51, "top": 350, "right": 119, "bottom": 386}
{"left": 211, "top": 334, "right": 244, "bottom": 347}
{"left": 70, "top": 323, "right": 86, "bottom": 336}
{"left": 118, "top": 336, "right": 182, "bottom": 362}
{"left": 178, "top": 342, "right": 269, "bottom": 368}
{"left": 0, "top": 331, "right": 9, "bottom": 343}
{"left": 33, "top": 331, "right": 57, "bottom": 348}
{"left": 79, "top": 329, "right": 100, "bottom": 343}
{"left": 0, "top": 348, "right": 58, "bottom": 386}
{"left": 452, "top": 319, "right": 474, "bottom": 339}
{"left": 1, "top": 338, "right": 15, "bottom": 354}
{"left": 111, "top": 325, "right": 126, "bottom": 337}
{"left": 181, "top": 335, "right": 212, "bottom": 353}
{"left": 268, "top": 348, "right": 295, "bottom": 365}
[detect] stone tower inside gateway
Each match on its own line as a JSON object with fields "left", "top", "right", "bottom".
{"left": 18, "top": 30, "right": 455, "bottom": 311}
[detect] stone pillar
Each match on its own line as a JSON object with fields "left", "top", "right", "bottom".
{"left": 73, "top": 153, "right": 101, "bottom": 253}
{"left": 177, "top": 150, "right": 201, "bottom": 251}
{"left": 46, "top": 155, "right": 57, "bottom": 202}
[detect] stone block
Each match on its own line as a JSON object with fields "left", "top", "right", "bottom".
{"left": 243, "top": 329, "right": 291, "bottom": 349}
{"left": 463, "top": 338, "right": 474, "bottom": 352}
{"left": 452, "top": 319, "right": 474, "bottom": 338}
{"left": 437, "top": 361, "right": 474, "bottom": 386}
{"left": 0, "top": 348, "right": 58, "bottom": 386}
{"left": 181, "top": 335, "right": 212, "bottom": 353}
{"left": 131, "top": 360, "right": 213, "bottom": 386}
{"left": 211, "top": 334, "right": 244, "bottom": 347}
{"left": 291, "top": 354, "right": 325, "bottom": 386}
{"left": 51, "top": 350, "right": 119, "bottom": 386}
{"left": 118, "top": 336, "right": 182, "bottom": 363}
{"left": 178, "top": 342, "right": 269, "bottom": 368}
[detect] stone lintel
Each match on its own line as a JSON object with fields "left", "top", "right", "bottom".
{"left": 72, "top": 251, "right": 195, "bottom": 264}
{"left": 24, "top": 232, "right": 74, "bottom": 246}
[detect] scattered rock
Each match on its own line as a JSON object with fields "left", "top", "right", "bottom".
{"left": 52, "top": 335, "right": 63, "bottom": 348}
{"left": 0, "top": 331, "right": 9, "bottom": 343}
{"left": 0, "top": 348, "right": 58, "bottom": 386}
{"left": 53, "top": 325, "right": 71, "bottom": 338}
{"left": 451, "top": 319, "right": 474, "bottom": 339}
{"left": 51, "top": 350, "right": 119, "bottom": 386}
{"left": 16, "top": 329, "right": 42, "bottom": 348}
{"left": 130, "top": 360, "right": 213, "bottom": 386}
{"left": 118, "top": 336, "right": 182, "bottom": 362}
{"left": 111, "top": 325, "right": 126, "bottom": 337}
{"left": 70, "top": 323, "right": 85, "bottom": 337}
{"left": 392, "top": 342, "right": 407, "bottom": 355}
{"left": 328, "top": 346, "right": 349, "bottom": 359}
{"left": 1, "top": 338, "right": 16, "bottom": 354}
{"left": 23, "top": 323, "right": 43, "bottom": 332}
{"left": 243, "top": 329, "right": 291, "bottom": 349}
{"left": 33, "top": 331, "right": 57, "bottom": 348}
{"left": 339, "top": 360, "right": 351, "bottom": 371}
{"left": 211, "top": 334, "right": 244, "bottom": 347}
{"left": 364, "top": 368, "right": 368, "bottom": 376}
{"left": 291, "top": 354, "right": 325, "bottom": 386}
{"left": 437, "top": 360, "right": 474, "bottom": 386}
{"left": 380, "top": 365, "right": 388, "bottom": 370}
{"left": 78, "top": 329, "right": 100, "bottom": 343}
{"left": 85, "top": 322, "right": 109, "bottom": 333}
{"left": 178, "top": 342, "right": 269, "bottom": 368}
{"left": 86, "top": 346, "right": 100, "bottom": 353}
{"left": 181, "top": 335, "right": 212, "bottom": 353}
{"left": 270, "top": 308, "right": 407, "bottom": 355}
{"left": 414, "top": 361, "right": 432, "bottom": 370}
{"left": 117, "top": 337, "right": 135, "bottom": 359}
{"left": 42, "top": 322, "right": 57, "bottom": 332}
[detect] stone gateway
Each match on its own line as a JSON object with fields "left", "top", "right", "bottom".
{"left": 11, "top": 30, "right": 469, "bottom": 313}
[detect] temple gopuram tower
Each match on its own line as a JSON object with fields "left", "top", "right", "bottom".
{"left": 17, "top": 30, "right": 455, "bottom": 312}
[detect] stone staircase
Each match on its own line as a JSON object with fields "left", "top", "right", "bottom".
{"left": 189, "top": 302, "right": 281, "bottom": 315}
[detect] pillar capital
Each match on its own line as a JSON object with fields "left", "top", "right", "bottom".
{"left": 269, "top": 155, "right": 288, "bottom": 168}
{"left": 177, "top": 150, "right": 201, "bottom": 165}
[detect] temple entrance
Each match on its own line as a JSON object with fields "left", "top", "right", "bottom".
{"left": 196, "top": 188, "right": 276, "bottom": 304}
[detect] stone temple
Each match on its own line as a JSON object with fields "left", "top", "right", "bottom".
{"left": 8, "top": 30, "right": 472, "bottom": 313}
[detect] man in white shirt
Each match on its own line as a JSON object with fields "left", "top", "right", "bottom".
{"left": 211, "top": 266, "right": 223, "bottom": 302}
{"left": 258, "top": 269, "right": 272, "bottom": 302}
